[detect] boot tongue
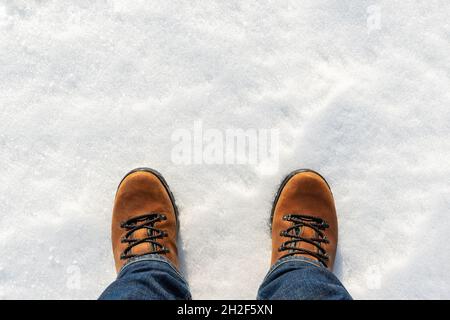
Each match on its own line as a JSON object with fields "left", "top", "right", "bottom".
{"left": 293, "top": 225, "right": 320, "bottom": 261}
{"left": 129, "top": 229, "right": 153, "bottom": 256}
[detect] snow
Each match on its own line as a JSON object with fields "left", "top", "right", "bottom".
{"left": 1, "top": 0, "right": 450, "bottom": 299}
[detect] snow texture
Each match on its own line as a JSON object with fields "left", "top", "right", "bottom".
{"left": 0, "top": 0, "right": 450, "bottom": 299}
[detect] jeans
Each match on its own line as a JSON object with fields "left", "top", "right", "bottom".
{"left": 99, "top": 255, "right": 352, "bottom": 300}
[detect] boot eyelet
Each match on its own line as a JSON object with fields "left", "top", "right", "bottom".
{"left": 160, "top": 214, "right": 167, "bottom": 221}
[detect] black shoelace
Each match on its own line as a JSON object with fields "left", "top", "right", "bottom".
{"left": 278, "top": 214, "right": 330, "bottom": 267}
{"left": 120, "top": 213, "right": 169, "bottom": 260}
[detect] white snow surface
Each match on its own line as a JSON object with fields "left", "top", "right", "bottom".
{"left": 1, "top": 0, "right": 450, "bottom": 299}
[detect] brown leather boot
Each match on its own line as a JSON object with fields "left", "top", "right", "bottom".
{"left": 111, "top": 168, "right": 179, "bottom": 273}
{"left": 271, "top": 169, "right": 338, "bottom": 270}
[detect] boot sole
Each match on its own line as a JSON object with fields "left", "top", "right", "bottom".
{"left": 270, "top": 169, "right": 332, "bottom": 232}
{"left": 116, "top": 167, "right": 180, "bottom": 231}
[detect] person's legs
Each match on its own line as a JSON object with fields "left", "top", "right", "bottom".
{"left": 257, "top": 256, "right": 351, "bottom": 300}
{"left": 260, "top": 169, "right": 352, "bottom": 300}
{"left": 99, "top": 255, "right": 191, "bottom": 300}
{"left": 99, "top": 168, "right": 190, "bottom": 300}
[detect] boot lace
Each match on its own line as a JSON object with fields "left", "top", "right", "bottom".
{"left": 120, "top": 213, "right": 169, "bottom": 260}
{"left": 279, "top": 214, "right": 330, "bottom": 267}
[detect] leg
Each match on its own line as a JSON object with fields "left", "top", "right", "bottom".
{"left": 257, "top": 256, "right": 351, "bottom": 300}
{"left": 99, "top": 168, "right": 190, "bottom": 300}
{"left": 260, "top": 169, "right": 352, "bottom": 300}
{"left": 99, "top": 255, "right": 191, "bottom": 300}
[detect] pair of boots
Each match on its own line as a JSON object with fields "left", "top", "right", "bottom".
{"left": 111, "top": 168, "right": 338, "bottom": 274}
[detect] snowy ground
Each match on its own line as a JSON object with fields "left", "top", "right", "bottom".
{"left": 1, "top": 0, "right": 450, "bottom": 299}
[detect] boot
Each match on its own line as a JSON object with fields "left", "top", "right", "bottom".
{"left": 111, "top": 168, "right": 179, "bottom": 272}
{"left": 271, "top": 169, "right": 338, "bottom": 270}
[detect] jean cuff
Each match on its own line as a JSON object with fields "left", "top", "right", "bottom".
{"left": 263, "top": 256, "right": 324, "bottom": 282}
{"left": 118, "top": 254, "right": 187, "bottom": 284}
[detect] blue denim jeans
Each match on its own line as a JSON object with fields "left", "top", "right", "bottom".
{"left": 99, "top": 255, "right": 351, "bottom": 300}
